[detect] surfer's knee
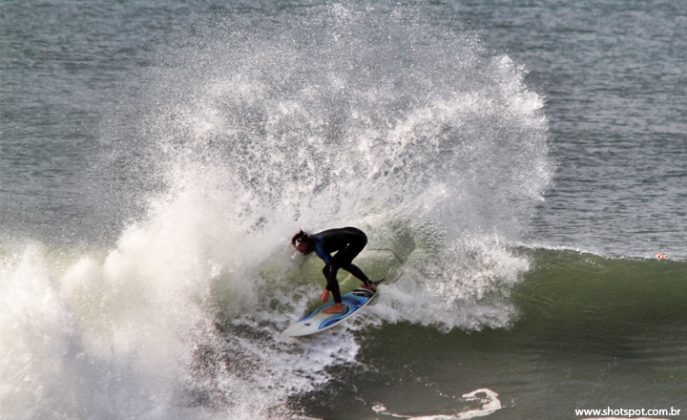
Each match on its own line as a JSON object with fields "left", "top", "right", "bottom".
{"left": 323, "top": 264, "right": 337, "bottom": 278}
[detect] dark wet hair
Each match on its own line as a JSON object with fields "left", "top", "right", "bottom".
{"left": 291, "top": 230, "right": 309, "bottom": 246}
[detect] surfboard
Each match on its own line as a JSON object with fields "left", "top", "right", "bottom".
{"left": 283, "top": 286, "right": 378, "bottom": 337}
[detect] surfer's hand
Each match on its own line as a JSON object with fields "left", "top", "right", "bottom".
{"left": 320, "top": 288, "right": 330, "bottom": 303}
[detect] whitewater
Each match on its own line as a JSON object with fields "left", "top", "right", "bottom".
{"left": 0, "top": 4, "right": 551, "bottom": 418}
{"left": 3, "top": 1, "right": 685, "bottom": 419}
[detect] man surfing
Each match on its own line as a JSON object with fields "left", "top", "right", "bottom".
{"left": 292, "top": 227, "right": 376, "bottom": 314}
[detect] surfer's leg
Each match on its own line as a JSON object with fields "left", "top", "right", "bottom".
{"left": 341, "top": 263, "right": 371, "bottom": 285}
{"left": 323, "top": 265, "right": 343, "bottom": 303}
{"left": 336, "top": 239, "right": 372, "bottom": 286}
{"left": 341, "top": 229, "right": 374, "bottom": 289}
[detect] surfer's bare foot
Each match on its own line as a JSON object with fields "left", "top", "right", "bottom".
{"left": 323, "top": 303, "right": 347, "bottom": 314}
{"left": 361, "top": 282, "right": 377, "bottom": 291}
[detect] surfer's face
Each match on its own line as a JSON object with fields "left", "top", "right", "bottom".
{"left": 295, "top": 240, "right": 310, "bottom": 254}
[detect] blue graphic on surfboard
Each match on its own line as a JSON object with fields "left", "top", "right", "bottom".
{"left": 283, "top": 286, "right": 379, "bottom": 337}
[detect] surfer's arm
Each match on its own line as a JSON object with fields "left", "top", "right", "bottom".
{"left": 314, "top": 240, "right": 333, "bottom": 265}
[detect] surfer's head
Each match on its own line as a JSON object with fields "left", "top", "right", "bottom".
{"left": 291, "top": 230, "right": 312, "bottom": 254}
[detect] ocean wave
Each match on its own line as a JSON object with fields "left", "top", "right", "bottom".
{"left": 0, "top": 3, "right": 550, "bottom": 419}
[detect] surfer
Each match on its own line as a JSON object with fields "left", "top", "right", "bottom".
{"left": 292, "top": 227, "right": 375, "bottom": 314}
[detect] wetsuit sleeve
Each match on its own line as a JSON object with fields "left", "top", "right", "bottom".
{"left": 314, "top": 239, "right": 333, "bottom": 265}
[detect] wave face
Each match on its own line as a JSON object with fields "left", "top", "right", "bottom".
{"left": 0, "top": 4, "right": 551, "bottom": 419}
{"left": 516, "top": 248, "right": 687, "bottom": 325}
{"left": 290, "top": 248, "right": 687, "bottom": 419}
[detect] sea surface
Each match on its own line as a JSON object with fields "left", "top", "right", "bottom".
{"left": 1, "top": 1, "right": 686, "bottom": 419}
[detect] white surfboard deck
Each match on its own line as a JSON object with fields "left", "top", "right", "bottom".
{"left": 283, "top": 287, "right": 378, "bottom": 337}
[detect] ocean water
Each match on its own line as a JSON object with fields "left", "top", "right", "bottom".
{"left": 0, "top": 1, "right": 685, "bottom": 419}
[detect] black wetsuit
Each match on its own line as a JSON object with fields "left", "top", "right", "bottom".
{"left": 311, "top": 227, "right": 372, "bottom": 303}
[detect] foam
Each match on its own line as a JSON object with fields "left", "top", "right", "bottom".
{"left": 0, "top": 3, "right": 550, "bottom": 418}
{"left": 372, "top": 388, "right": 502, "bottom": 419}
